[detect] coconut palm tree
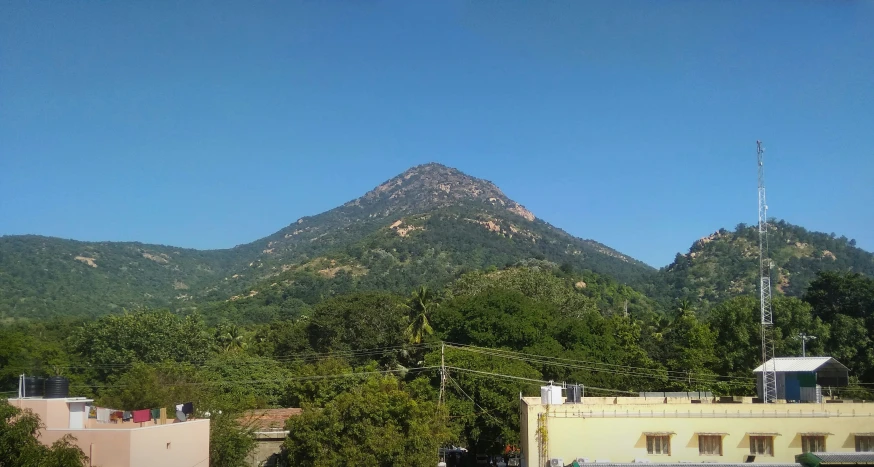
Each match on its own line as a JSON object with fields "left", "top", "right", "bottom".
{"left": 677, "top": 299, "right": 694, "bottom": 316}
{"left": 404, "top": 286, "right": 436, "bottom": 345}
{"left": 216, "top": 324, "right": 247, "bottom": 353}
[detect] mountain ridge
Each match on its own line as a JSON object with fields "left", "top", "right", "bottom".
{"left": 0, "top": 163, "right": 656, "bottom": 319}
{"left": 1, "top": 164, "right": 871, "bottom": 319}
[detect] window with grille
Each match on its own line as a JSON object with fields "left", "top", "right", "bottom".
{"left": 750, "top": 436, "right": 773, "bottom": 456}
{"left": 647, "top": 435, "right": 671, "bottom": 455}
{"left": 802, "top": 436, "right": 826, "bottom": 453}
{"left": 699, "top": 435, "right": 722, "bottom": 456}
{"left": 857, "top": 436, "right": 874, "bottom": 452}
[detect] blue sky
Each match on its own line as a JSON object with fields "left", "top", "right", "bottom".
{"left": 1, "top": 1, "right": 872, "bottom": 267}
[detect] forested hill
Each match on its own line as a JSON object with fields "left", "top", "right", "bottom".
{"left": 0, "top": 163, "right": 657, "bottom": 319}
{"left": 0, "top": 235, "right": 259, "bottom": 319}
{"left": 661, "top": 220, "right": 874, "bottom": 306}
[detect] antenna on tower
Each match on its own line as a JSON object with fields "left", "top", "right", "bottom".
{"left": 758, "top": 140, "right": 778, "bottom": 403}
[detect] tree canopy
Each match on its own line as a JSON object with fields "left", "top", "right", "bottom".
{"left": 1, "top": 266, "right": 872, "bottom": 463}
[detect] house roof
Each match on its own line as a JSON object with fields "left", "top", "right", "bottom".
{"left": 237, "top": 408, "right": 302, "bottom": 431}
{"left": 752, "top": 357, "right": 848, "bottom": 373}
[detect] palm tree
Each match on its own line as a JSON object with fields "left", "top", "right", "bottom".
{"left": 404, "top": 286, "right": 436, "bottom": 345}
{"left": 217, "top": 324, "right": 247, "bottom": 353}
{"left": 677, "top": 299, "right": 694, "bottom": 316}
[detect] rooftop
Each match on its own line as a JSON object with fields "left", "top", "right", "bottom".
{"left": 752, "top": 357, "right": 848, "bottom": 373}
{"left": 8, "top": 397, "right": 93, "bottom": 403}
{"left": 238, "top": 408, "right": 301, "bottom": 432}
{"left": 521, "top": 395, "right": 873, "bottom": 408}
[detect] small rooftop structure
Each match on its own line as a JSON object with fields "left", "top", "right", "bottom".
{"left": 753, "top": 357, "right": 849, "bottom": 402}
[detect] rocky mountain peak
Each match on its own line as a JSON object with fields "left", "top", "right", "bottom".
{"left": 349, "top": 163, "right": 536, "bottom": 221}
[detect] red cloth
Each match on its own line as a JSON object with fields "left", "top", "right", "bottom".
{"left": 132, "top": 409, "right": 151, "bottom": 423}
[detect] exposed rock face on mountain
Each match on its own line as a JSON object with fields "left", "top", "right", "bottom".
{"left": 353, "top": 163, "right": 536, "bottom": 221}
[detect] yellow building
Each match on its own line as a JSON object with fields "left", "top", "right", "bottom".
{"left": 520, "top": 392, "right": 874, "bottom": 467}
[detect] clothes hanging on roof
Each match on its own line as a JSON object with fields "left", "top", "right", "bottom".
{"left": 182, "top": 402, "right": 193, "bottom": 415}
{"left": 132, "top": 409, "right": 151, "bottom": 423}
{"left": 176, "top": 410, "right": 187, "bottom": 422}
{"left": 122, "top": 411, "right": 132, "bottom": 421}
{"left": 96, "top": 408, "right": 111, "bottom": 423}
{"left": 151, "top": 408, "right": 160, "bottom": 422}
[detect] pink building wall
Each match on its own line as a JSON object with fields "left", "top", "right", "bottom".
{"left": 10, "top": 397, "right": 75, "bottom": 429}
{"left": 8, "top": 399, "right": 210, "bottom": 467}
{"left": 127, "top": 420, "right": 210, "bottom": 467}
{"left": 40, "top": 429, "right": 132, "bottom": 466}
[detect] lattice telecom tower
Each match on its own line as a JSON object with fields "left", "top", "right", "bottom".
{"left": 757, "top": 141, "right": 777, "bottom": 403}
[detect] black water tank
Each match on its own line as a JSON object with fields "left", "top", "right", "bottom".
{"left": 566, "top": 385, "right": 582, "bottom": 403}
{"left": 23, "top": 376, "right": 44, "bottom": 397}
{"left": 44, "top": 376, "right": 70, "bottom": 399}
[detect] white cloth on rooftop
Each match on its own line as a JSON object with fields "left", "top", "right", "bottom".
{"left": 96, "top": 408, "right": 111, "bottom": 423}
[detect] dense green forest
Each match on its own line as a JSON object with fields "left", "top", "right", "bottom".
{"left": 0, "top": 235, "right": 257, "bottom": 320}
{"left": 2, "top": 265, "right": 872, "bottom": 466}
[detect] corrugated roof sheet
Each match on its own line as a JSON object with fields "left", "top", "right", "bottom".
{"left": 752, "top": 357, "right": 847, "bottom": 373}
{"left": 805, "top": 452, "right": 874, "bottom": 464}
{"left": 237, "top": 408, "right": 302, "bottom": 431}
{"left": 588, "top": 464, "right": 796, "bottom": 467}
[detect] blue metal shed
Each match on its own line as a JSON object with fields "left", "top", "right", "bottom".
{"left": 753, "top": 357, "right": 849, "bottom": 402}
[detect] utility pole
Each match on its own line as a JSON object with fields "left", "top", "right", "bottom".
{"left": 437, "top": 342, "right": 447, "bottom": 467}
{"left": 439, "top": 342, "right": 446, "bottom": 406}
{"left": 796, "top": 333, "right": 817, "bottom": 357}
{"left": 758, "top": 141, "right": 778, "bottom": 403}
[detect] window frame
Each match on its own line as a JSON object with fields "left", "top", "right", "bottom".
{"left": 802, "top": 435, "right": 826, "bottom": 453}
{"left": 646, "top": 435, "right": 671, "bottom": 456}
{"left": 698, "top": 435, "right": 723, "bottom": 456}
{"left": 749, "top": 435, "right": 774, "bottom": 456}
{"left": 857, "top": 436, "right": 874, "bottom": 453}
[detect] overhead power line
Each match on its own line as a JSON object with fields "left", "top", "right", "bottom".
{"left": 445, "top": 342, "right": 755, "bottom": 381}
{"left": 446, "top": 374, "right": 503, "bottom": 425}
{"left": 445, "top": 343, "right": 755, "bottom": 387}
{"left": 446, "top": 366, "right": 638, "bottom": 395}
{"left": 68, "top": 366, "right": 440, "bottom": 389}
{"left": 3, "top": 343, "right": 436, "bottom": 372}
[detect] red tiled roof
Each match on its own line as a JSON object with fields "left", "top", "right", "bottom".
{"left": 238, "top": 408, "right": 302, "bottom": 431}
